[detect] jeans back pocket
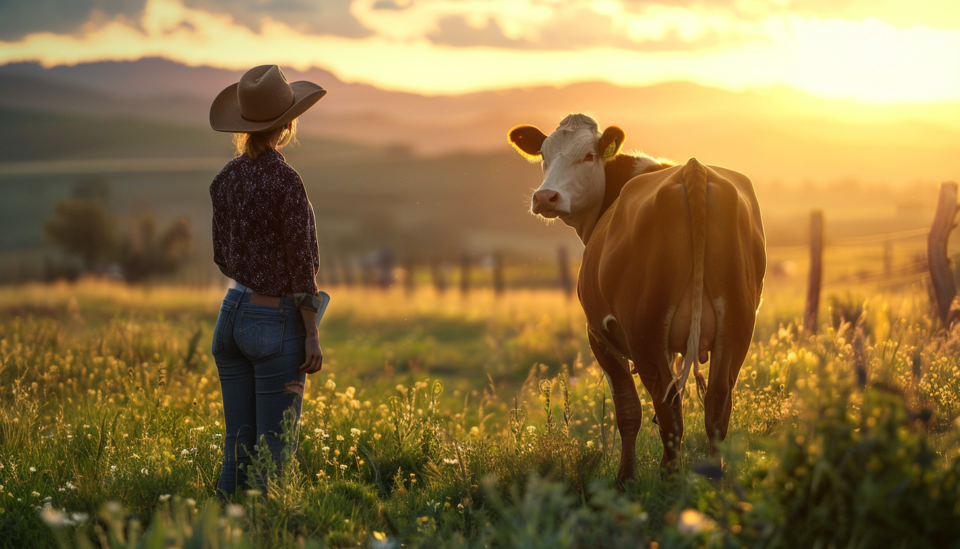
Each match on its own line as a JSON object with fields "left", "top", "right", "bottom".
{"left": 212, "top": 303, "right": 235, "bottom": 357}
{"left": 237, "top": 311, "right": 285, "bottom": 363}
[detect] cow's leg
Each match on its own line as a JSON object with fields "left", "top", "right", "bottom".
{"left": 637, "top": 356, "right": 684, "bottom": 476}
{"left": 588, "top": 332, "right": 641, "bottom": 486}
{"left": 703, "top": 305, "right": 751, "bottom": 459}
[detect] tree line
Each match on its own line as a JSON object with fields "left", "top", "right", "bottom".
{"left": 43, "top": 177, "right": 194, "bottom": 283}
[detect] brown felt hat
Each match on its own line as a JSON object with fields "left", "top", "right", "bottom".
{"left": 209, "top": 65, "right": 326, "bottom": 133}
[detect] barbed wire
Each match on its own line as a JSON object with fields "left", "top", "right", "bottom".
{"left": 829, "top": 227, "right": 930, "bottom": 246}
{"left": 768, "top": 226, "right": 930, "bottom": 251}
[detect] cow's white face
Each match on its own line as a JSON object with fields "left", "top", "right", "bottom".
{"left": 509, "top": 114, "right": 624, "bottom": 229}
{"left": 536, "top": 126, "right": 603, "bottom": 220}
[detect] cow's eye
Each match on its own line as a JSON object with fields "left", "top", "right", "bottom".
{"left": 583, "top": 153, "right": 595, "bottom": 162}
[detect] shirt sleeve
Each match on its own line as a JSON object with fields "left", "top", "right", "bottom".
{"left": 280, "top": 171, "right": 320, "bottom": 294}
{"left": 210, "top": 174, "right": 230, "bottom": 276}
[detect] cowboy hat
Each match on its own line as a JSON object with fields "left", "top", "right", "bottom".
{"left": 209, "top": 65, "right": 326, "bottom": 133}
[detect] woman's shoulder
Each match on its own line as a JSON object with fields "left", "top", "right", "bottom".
{"left": 264, "top": 150, "right": 304, "bottom": 186}
{"left": 212, "top": 155, "right": 248, "bottom": 181}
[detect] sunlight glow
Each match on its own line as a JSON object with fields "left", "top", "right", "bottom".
{"left": 0, "top": 0, "right": 958, "bottom": 104}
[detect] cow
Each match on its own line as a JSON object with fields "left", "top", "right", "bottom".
{"left": 508, "top": 113, "right": 765, "bottom": 483}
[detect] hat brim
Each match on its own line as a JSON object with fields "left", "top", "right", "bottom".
{"left": 209, "top": 81, "right": 326, "bottom": 133}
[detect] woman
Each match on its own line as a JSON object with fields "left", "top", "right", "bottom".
{"left": 208, "top": 65, "right": 327, "bottom": 497}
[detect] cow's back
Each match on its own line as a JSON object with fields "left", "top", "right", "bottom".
{"left": 579, "top": 161, "right": 764, "bottom": 364}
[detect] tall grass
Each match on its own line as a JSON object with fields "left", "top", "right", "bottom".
{"left": 0, "top": 280, "right": 958, "bottom": 548}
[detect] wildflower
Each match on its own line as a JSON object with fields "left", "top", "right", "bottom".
{"left": 442, "top": 458, "right": 459, "bottom": 465}
{"left": 140, "top": 468, "right": 149, "bottom": 474}
{"left": 39, "top": 508, "right": 68, "bottom": 528}
{"left": 337, "top": 434, "right": 345, "bottom": 441}
{"left": 374, "top": 433, "right": 382, "bottom": 441}
{"left": 159, "top": 494, "right": 171, "bottom": 502}
{"left": 31, "top": 491, "right": 40, "bottom": 497}
{"left": 350, "top": 428, "right": 361, "bottom": 438}
{"left": 226, "top": 504, "right": 245, "bottom": 518}
{"left": 325, "top": 379, "right": 336, "bottom": 390}
{"left": 586, "top": 441, "right": 595, "bottom": 448}
{"left": 29, "top": 467, "right": 36, "bottom": 473}
{"left": 677, "top": 509, "right": 715, "bottom": 535}
{"left": 65, "top": 482, "right": 76, "bottom": 490}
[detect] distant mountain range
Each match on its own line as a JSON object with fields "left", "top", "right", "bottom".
{"left": 1, "top": 57, "right": 958, "bottom": 185}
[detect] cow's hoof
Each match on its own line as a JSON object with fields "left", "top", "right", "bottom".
{"left": 658, "top": 459, "right": 682, "bottom": 481}
{"left": 616, "top": 466, "right": 637, "bottom": 490}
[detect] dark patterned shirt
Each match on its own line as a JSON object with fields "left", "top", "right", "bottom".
{"left": 210, "top": 149, "right": 319, "bottom": 296}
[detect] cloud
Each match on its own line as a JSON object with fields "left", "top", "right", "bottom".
{"left": 355, "top": 0, "right": 758, "bottom": 52}
{"left": 0, "top": 0, "right": 372, "bottom": 41}
{"left": 0, "top": 0, "right": 149, "bottom": 41}
{"left": 181, "top": 0, "right": 372, "bottom": 38}
{"left": 427, "top": 16, "right": 532, "bottom": 48}
{"left": 620, "top": 0, "right": 960, "bottom": 29}
{"left": 1, "top": 0, "right": 959, "bottom": 103}
{"left": 371, "top": 0, "right": 411, "bottom": 10}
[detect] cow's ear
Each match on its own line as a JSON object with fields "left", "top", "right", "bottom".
{"left": 600, "top": 126, "right": 625, "bottom": 158}
{"left": 508, "top": 125, "right": 547, "bottom": 162}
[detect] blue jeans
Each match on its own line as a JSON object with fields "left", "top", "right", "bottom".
{"left": 212, "top": 284, "right": 306, "bottom": 496}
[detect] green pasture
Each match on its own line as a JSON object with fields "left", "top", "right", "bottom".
{"left": 1, "top": 280, "right": 960, "bottom": 548}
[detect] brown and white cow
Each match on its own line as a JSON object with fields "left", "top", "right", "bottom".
{"left": 509, "top": 114, "right": 765, "bottom": 482}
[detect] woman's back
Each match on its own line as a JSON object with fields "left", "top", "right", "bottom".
{"left": 210, "top": 148, "right": 319, "bottom": 297}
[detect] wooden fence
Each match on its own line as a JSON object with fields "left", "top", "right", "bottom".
{"left": 308, "top": 181, "right": 960, "bottom": 327}
{"left": 800, "top": 181, "right": 959, "bottom": 332}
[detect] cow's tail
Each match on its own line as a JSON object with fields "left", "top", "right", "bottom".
{"left": 666, "top": 158, "right": 708, "bottom": 402}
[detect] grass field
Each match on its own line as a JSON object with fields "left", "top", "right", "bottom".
{"left": 1, "top": 278, "right": 960, "bottom": 548}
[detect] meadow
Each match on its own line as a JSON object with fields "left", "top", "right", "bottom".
{"left": 1, "top": 277, "right": 960, "bottom": 548}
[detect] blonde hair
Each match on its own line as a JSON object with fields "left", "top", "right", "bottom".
{"left": 232, "top": 119, "right": 298, "bottom": 160}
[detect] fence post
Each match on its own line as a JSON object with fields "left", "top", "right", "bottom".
{"left": 340, "top": 259, "right": 355, "bottom": 287}
{"left": 928, "top": 181, "right": 958, "bottom": 326}
{"left": 883, "top": 239, "right": 892, "bottom": 278}
{"left": 492, "top": 252, "right": 505, "bottom": 297}
{"left": 460, "top": 252, "right": 472, "bottom": 296}
{"left": 804, "top": 210, "right": 823, "bottom": 334}
{"left": 557, "top": 246, "right": 573, "bottom": 298}
{"left": 431, "top": 258, "right": 446, "bottom": 294}
{"left": 403, "top": 257, "right": 416, "bottom": 295}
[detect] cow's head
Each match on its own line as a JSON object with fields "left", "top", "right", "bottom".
{"left": 508, "top": 114, "right": 624, "bottom": 224}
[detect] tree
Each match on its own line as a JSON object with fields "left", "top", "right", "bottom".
{"left": 43, "top": 193, "right": 117, "bottom": 272}
{"left": 117, "top": 214, "right": 195, "bottom": 283}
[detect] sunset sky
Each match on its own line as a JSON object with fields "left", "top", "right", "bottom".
{"left": 1, "top": 0, "right": 959, "bottom": 103}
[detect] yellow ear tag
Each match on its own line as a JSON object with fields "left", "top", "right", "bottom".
{"left": 603, "top": 140, "right": 618, "bottom": 157}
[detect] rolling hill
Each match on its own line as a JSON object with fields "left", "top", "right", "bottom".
{"left": 0, "top": 58, "right": 955, "bottom": 283}
{"left": 1, "top": 58, "right": 958, "bottom": 184}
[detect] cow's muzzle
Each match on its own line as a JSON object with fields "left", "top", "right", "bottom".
{"left": 532, "top": 189, "right": 561, "bottom": 217}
